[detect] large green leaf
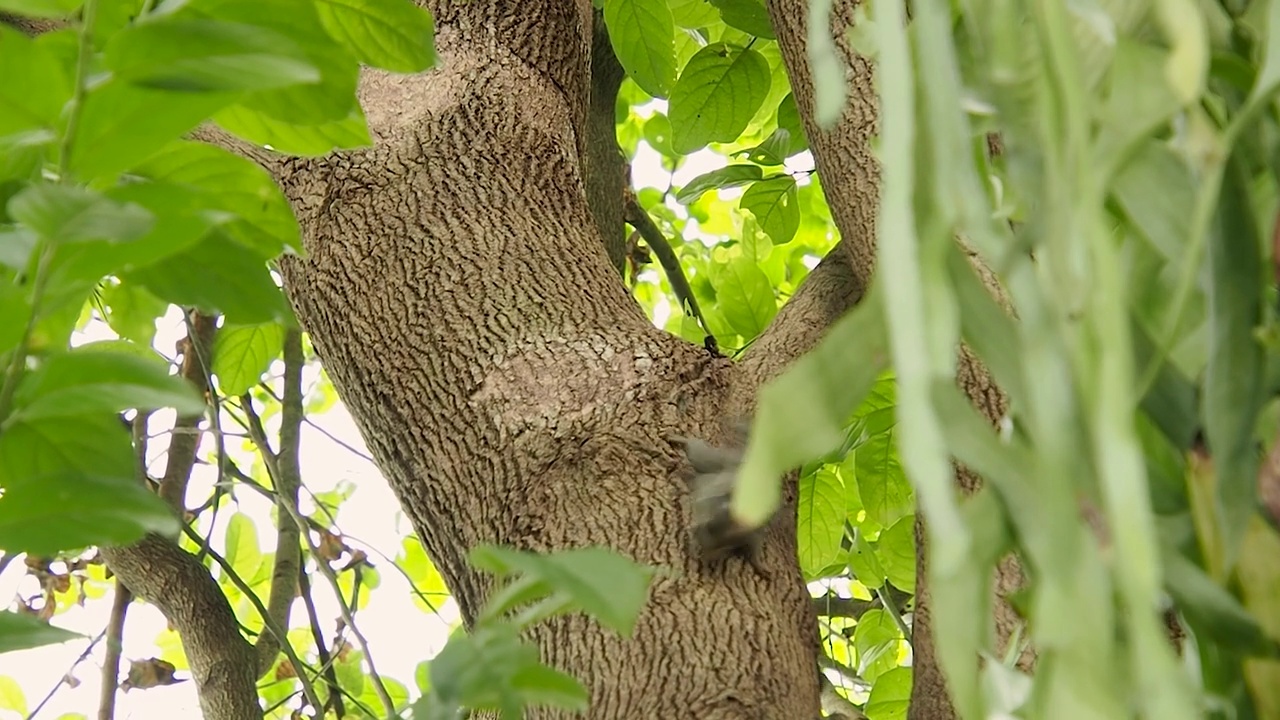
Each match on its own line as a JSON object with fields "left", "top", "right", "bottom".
{"left": 0, "top": 26, "right": 69, "bottom": 136}
{"left": 125, "top": 230, "right": 290, "bottom": 324}
{"left": 105, "top": 19, "right": 321, "bottom": 92}
{"left": 864, "top": 666, "right": 912, "bottom": 720}
{"left": 741, "top": 175, "right": 798, "bottom": 245}
{"left": 797, "top": 468, "right": 845, "bottom": 577}
{"left": 669, "top": 43, "right": 771, "bottom": 153}
{"left": 708, "top": 0, "right": 774, "bottom": 39}
{"left": 212, "top": 322, "right": 285, "bottom": 396}
{"left": 0, "top": 472, "right": 178, "bottom": 553}
{"left": 8, "top": 184, "right": 153, "bottom": 245}
{"left": 214, "top": 104, "right": 372, "bottom": 156}
{"left": 314, "top": 0, "right": 436, "bottom": 73}
{"left": 11, "top": 349, "right": 205, "bottom": 421}
{"left": 604, "top": 0, "right": 677, "bottom": 98}
{"left": 0, "top": 414, "right": 134, "bottom": 491}
{"left": 712, "top": 255, "right": 776, "bottom": 338}
{"left": 675, "top": 164, "right": 763, "bottom": 204}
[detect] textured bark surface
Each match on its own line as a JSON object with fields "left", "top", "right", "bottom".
{"left": 275, "top": 4, "right": 822, "bottom": 717}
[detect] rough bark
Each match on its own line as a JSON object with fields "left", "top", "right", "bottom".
{"left": 275, "top": 3, "right": 824, "bottom": 717}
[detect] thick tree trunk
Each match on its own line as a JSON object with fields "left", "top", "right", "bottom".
{"left": 276, "top": 3, "right": 823, "bottom": 717}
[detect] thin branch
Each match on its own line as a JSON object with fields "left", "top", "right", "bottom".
{"left": 177, "top": 523, "right": 322, "bottom": 712}
{"left": 622, "top": 188, "right": 717, "bottom": 352}
{"left": 158, "top": 312, "right": 217, "bottom": 511}
{"left": 819, "top": 671, "right": 868, "bottom": 720}
{"left": 27, "top": 630, "right": 107, "bottom": 720}
{"left": 811, "top": 593, "right": 879, "bottom": 619}
{"left": 249, "top": 329, "right": 304, "bottom": 677}
{"left": 240, "top": 382, "right": 396, "bottom": 719}
{"left": 876, "top": 586, "right": 913, "bottom": 641}
{"left": 298, "top": 564, "right": 345, "bottom": 718}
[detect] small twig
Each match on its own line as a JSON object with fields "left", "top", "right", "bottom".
{"left": 622, "top": 189, "right": 717, "bottom": 352}
{"left": 26, "top": 630, "right": 107, "bottom": 720}
{"left": 299, "top": 564, "right": 346, "bottom": 718}
{"left": 812, "top": 593, "right": 879, "bottom": 619}
{"left": 178, "top": 523, "right": 322, "bottom": 712}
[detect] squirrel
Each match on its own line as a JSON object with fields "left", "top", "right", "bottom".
{"left": 666, "top": 426, "right": 772, "bottom": 577}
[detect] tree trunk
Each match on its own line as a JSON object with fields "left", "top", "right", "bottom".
{"left": 275, "top": 3, "right": 833, "bottom": 717}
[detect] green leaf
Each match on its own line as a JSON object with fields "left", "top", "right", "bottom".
{"left": 775, "top": 93, "right": 809, "bottom": 153}
{"left": 670, "top": 43, "right": 771, "bottom": 153}
{"left": 223, "top": 513, "right": 264, "bottom": 586}
{"left": 0, "top": 26, "right": 70, "bottom": 136}
{"left": 67, "top": 79, "right": 237, "bottom": 180}
{"left": 878, "top": 515, "right": 916, "bottom": 593}
{"left": 0, "top": 612, "right": 83, "bottom": 655}
{"left": 853, "top": 608, "right": 902, "bottom": 682}
{"left": 8, "top": 184, "right": 153, "bottom": 245}
{"left": 509, "top": 663, "right": 589, "bottom": 711}
{"left": 1163, "top": 548, "right": 1280, "bottom": 657}
{"left": 737, "top": 128, "right": 791, "bottom": 166}
{"left": 125, "top": 230, "right": 290, "bottom": 324}
{"left": 854, "top": 429, "right": 914, "bottom": 532}
{"left": 135, "top": 141, "right": 302, "bottom": 258}
{"left": 0, "top": 674, "right": 26, "bottom": 714}
{"left": 741, "top": 175, "right": 799, "bottom": 244}
{"left": 314, "top": 0, "right": 437, "bottom": 72}
{"left": 0, "top": 472, "right": 179, "bottom": 553}
{"left": 604, "top": 0, "right": 677, "bottom": 98}
{"left": 214, "top": 104, "right": 372, "bottom": 156}
{"left": 1203, "top": 152, "right": 1266, "bottom": 567}
{"left": 0, "top": 415, "right": 134, "bottom": 491}
{"left": 12, "top": 349, "right": 205, "bottom": 421}
{"left": 675, "top": 164, "right": 763, "bottom": 204}
{"left": 797, "top": 468, "right": 845, "bottom": 577}
{"left": 707, "top": 0, "right": 774, "bottom": 39}
{"left": 100, "top": 281, "right": 168, "bottom": 345}
{"left": 864, "top": 666, "right": 912, "bottom": 720}
{"left": 0, "top": 284, "right": 31, "bottom": 357}
{"left": 185, "top": 0, "right": 359, "bottom": 125}
{"left": 212, "top": 322, "right": 285, "bottom": 396}
{"left": 733, "top": 290, "right": 888, "bottom": 530}
{"left": 712, "top": 255, "right": 776, "bottom": 338}
{"left": 469, "top": 545, "right": 656, "bottom": 636}
{"left": 849, "top": 531, "right": 886, "bottom": 589}
{"left": 669, "top": 0, "right": 719, "bottom": 28}
{"left": 0, "top": 0, "right": 80, "bottom": 18}
{"left": 105, "top": 19, "right": 321, "bottom": 92}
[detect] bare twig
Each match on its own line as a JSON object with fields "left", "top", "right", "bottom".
{"left": 247, "top": 329, "right": 304, "bottom": 677}
{"left": 27, "top": 630, "right": 107, "bottom": 720}
{"left": 622, "top": 189, "right": 717, "bottom": 352}
{"left": 298, "top": 565, "right": 345, "bottom": 718}
{"left": 240, "top": 376, "right": 396, "bottom": 719}
{"left": 811, "top": 593, "right": 879, "bottom": 619}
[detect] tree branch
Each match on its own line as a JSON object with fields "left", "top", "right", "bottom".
{"left": 158, "top": 312, "right": 217, "bottom": 511}
{"left": 622, "top": 189, "right": 716, "bottom": 350}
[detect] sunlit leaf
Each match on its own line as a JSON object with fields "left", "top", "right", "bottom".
{"left": 0, "top": 612, "right": 83, "bottom": 655}
{"left": 212, "top": 322, "right": 285, "bottom": 396}
{"left": 669, "top": 43, "right": 771, "bottom": 153}
{"left": 314, "top": 0, "right": 436, "bottom": 72}
{"left": 604, "top": 0, "right": 677, "bottom": 98}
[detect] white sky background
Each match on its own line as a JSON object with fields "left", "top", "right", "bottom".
{"left": 0, "top": 101, "right": 826, "bottom": 719}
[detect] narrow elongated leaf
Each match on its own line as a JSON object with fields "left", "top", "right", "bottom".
{"left": 734, "top": 290, "right": 888, "bottom": 529}
{"left": 468, "top": 546, "right": 655, "bottom": 636}
{"left": 670, "top": 43, "right": 771, "bottom": 153}
{"left": 675, "top": 164, "right": 763, "bottom": 204}
{"left": 315, "top": 0, "right": 436, "bottom": 72}
{"left": 604, "top": 0, "right": 677, "bottom": 98}
{"left": 1204, "top": 152, "right": 1266, "bottom": 567}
